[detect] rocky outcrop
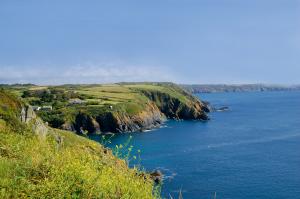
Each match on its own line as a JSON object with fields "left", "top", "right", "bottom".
{"left": 102, "top": 102, "right": 165, "bottom": 133}
{"left": 31, "top": 117, "right": 48, "bottom": 139}
{"left": 20, "top": 106, "right": 35, "bottom": 123}
{"left": 201, "top": 101, "right": 229, "bottom": 112}
{"left": 140, "top": 90, "right": 210, "bottom": 120}
{"left": 21, "top": 106, "right": 48, "bottom": 138}
{"left": 61, "top": 122, "right": 75, "bottom": 132}
{"left": 150, "top": 170, "right": 163, "bottom": 184}
{"left": 74, "top": 112, "right": 100, "bottom": 134}
{"left": 71, "top": 102, "right": 166, "bottom": 134}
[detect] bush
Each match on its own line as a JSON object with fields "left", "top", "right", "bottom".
{"left": 86, "top": 101, "right": 99, "bottom": 105}
{"left": 21, "top": 90, "right": 31, "bottom": 98}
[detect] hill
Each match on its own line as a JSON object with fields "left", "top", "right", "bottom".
{"left": 0, "top": 89, "right": 158, "bottom": 198}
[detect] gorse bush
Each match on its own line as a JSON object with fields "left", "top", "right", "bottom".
{"left": 0, "top": 89, "right": 158, "bottom": 199}
{"left": 0, "top": 129, "right": 156, "bottom": 198}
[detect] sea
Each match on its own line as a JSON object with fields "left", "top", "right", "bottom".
{"left": 90, "top": 91, "right": 300, "bottom": 199}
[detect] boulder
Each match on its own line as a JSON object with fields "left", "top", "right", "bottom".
{"left": 150, "top": 170, "right": 163, "bottom": 184}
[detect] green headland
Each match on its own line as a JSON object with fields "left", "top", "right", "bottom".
{"left": 5, "top": 82, "right": 210, "bottom": 134}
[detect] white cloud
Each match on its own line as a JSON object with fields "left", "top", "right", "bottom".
{"left": 0, "top": 63, "right": 175, "bottom": 85}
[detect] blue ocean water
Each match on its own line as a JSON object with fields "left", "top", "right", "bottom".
{"left": 90, "top": 91, "right": 300, "bottom": 199}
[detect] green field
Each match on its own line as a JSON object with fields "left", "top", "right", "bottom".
{"left": 4, "top": 82, "right": 195, "bottom": 108}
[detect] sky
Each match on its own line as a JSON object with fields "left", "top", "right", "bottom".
{"left": 0, "top": 0, "right": 299, "bottom": 85}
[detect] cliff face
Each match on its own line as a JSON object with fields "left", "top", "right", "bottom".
{"left": 66, "top": 102, "right": 165, "bottom": 134}
{"left": 68, "top": 89, "right": 209, "bottom": 134}
{"left": 141, "top": 90, "right": 209, "bottom": 120}
{"left": 21, "top": 106, "right": 48, "bottom": 138}
{"left": 97, "top": 102, "right": 165, "bottom": 133}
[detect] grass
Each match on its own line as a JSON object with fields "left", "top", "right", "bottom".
{"left": 123, "top": 83, "right": 194, "bottom": 104}
{"left": 0, "top": 89, "right": 158, "bottom": 198}
{"left": 5, "top": 82, "right": 193, "bottom": 109}
{"left": 76, "top": 84, "right": 150, "bottom": 109}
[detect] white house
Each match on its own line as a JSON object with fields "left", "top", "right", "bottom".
{"left": 41, "top": 106, "right": 52, "bottom": 111}
{"left": 32, "top": 106, "right": 41, "bottom": 111}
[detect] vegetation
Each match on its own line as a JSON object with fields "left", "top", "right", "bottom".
{"left": 1, "top": 82, "right": 207, "bottom": 134}
{"left": 0, "top": 89, "right": 158, "bottom": 198}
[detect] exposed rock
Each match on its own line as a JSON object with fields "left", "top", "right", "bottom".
{"left": 150, "top": 170, "right": 163, "bottom": 184}
{"left": 202, "top": 101, "right": 213, "bottom": 112}
{"left": 54, "top": 134, "right": 64, "bottom": 150}
{"left": 202, "top": 101, "right": 229, "bottom": 112}
{"left": 20, "top": 106, "right": 36, "bottom": 123}
{"left": 74, "top": 112, "right": 100, "bottom": 134}
{"left": 141, "top": 90, "right": 210, "bottom": 120}
{"left": 20, "top": 106, "right": 48, "bottom": 139}
{"left": 20, "top": 107, "right": 26, "bottom": 122}
{"left": 96, "top": 102, "right": 166, "bottom": 133}
{"left": 31, "top": 117, "right": 48, "bottom": 139}
{"left": 96, "top": 112, "right": 118, "bottom": 133}
{"left": 215, "top": 106, "right": 229, "bottom": 112}
{"left": 61, "top": 122, "right": 75, "bottom": 131}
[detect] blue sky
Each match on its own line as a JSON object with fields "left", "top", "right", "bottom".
{"left": 0, "top": 0, "right": 299, "bottom": 85}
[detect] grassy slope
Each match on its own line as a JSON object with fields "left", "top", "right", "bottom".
{"left": 0, "top": 89, "right": 156, "bottom": 198}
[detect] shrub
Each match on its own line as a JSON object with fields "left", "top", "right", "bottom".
{"left": 86, "top": 101, "right": 100, "bottom": 105}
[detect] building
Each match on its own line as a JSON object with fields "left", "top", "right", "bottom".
{"left": 32, "top": 106, "right": 41, "bottom": 111}
{"left": 41, "top": 106, "right": 52, "bottom": 111}
{"left": 69, "top": 98, "right": 85, "bottom": 105}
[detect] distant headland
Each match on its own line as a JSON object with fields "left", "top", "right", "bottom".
{"left": 181, "top": 84, "right": 300, "bottom": 93}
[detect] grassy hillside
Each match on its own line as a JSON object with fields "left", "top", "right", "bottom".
{"left": 4, "top": 82, "right": 209, "bottom": 134}
{"left": 0, "top": 89, "right": 157, "bottom": 198}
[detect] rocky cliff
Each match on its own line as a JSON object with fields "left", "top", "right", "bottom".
{"left": 140, "top": 90, "right": 209, "bottom": 120}
{"left": 66, "top": 85, "right": 210, "bottom": 134}
{"left": 96, "top": 102, "right": 165, "bottom": 133}
{"left": 20, "top": 105, "right": 48, "bottom": 138}
{"left": 13, "top": 83, "right": 210, "bottom": 134}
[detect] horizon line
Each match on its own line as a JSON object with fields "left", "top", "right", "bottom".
{"left": 1, "top": 82, "right": 300, "bottom": 87}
